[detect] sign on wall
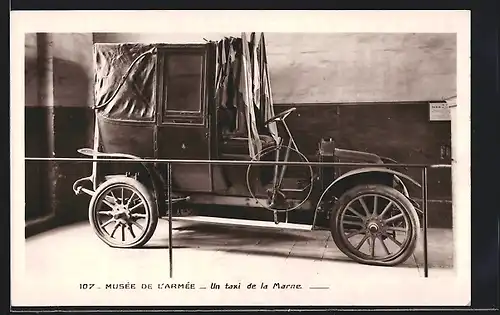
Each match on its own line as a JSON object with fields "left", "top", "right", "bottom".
{"left": 429, "top": 101, "right": 451, "bottom": 121}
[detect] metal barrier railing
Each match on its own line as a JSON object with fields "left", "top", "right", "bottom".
{"left": 24, "top": 157, "right": 451, "bottom": 278}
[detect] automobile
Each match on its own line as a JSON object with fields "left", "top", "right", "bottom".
{"left": 73, "top": 33, "right": 423, "bottom": 267}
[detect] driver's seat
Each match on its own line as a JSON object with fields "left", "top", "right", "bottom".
{"left": 220, "top": 134, "right": 276, "bottom": 159}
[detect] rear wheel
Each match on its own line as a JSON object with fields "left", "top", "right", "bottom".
{"left": 88, "top": 177, "right": 159, "bottom": 248}
{"left": 330, "top": 184, "right": 420, "bottom": 266}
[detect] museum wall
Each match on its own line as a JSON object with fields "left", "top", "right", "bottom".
{"left": 25, "top": 32, "right": 455, "bottom": 232}
{"left": 93, "top": 32, "right": 457, "bottom": 103}
{"left": 25, "top": 33, "right": 95, "bottom": 231}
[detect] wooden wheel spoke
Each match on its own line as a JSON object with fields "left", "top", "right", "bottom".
{"left": 100, "top": 218, "right": 115, "bottom": 228}
{"left": 343, "top": 214, "right": 362, "bottom": 220}
{"left": 131, "top": 220, "right": 145, "bottom": 231}
{"left": 342, "top": 220, "right": 365, "bottom": 227}
{"left": 129, "top": 201, "right": 145, "bottom": 212}
{"left": 127, "top": 223, "right": 136, "bottom": 238}
{"left": 104, "top": 195, "right": 116, "bottom": 203}
{"left": 358, "top": 197, "right": 371, "bottom": 217}
{"left": 110, "top": 222, "right": 120, "bottom": 238}
{"left": 355, "top": 234, "right": 370, "bottom": 250}
{"left": 385, "top": 213, "right": 404, "bottom": 224}
{"left": 130, "top": 213, "right": 147, "bottom": 219}
{"left": 386, "top": 226, "right": 407, "bottom": 233}
{"left": 377, "top": 235, "right": 391, "bottom": 255}
{"left": 346, "top": 206, "right": 366, "bottom": 219}
{"left": 98, "top": 210, "right": 114, "bottom": 216}
{"left": 369, "top": 235, "right": 376, "bottom": 258}
{"left": 346, "top": 229, "right": 365, "bottom": 239}
{"left": 121, "top": 224, "right": 125, "bottom": 241}
{"left": 379, "top": 201, "right": 393, "bottom": 218}
{"left": 102, "top": 199, "right": 115, "bottom": 209}
{"left": 384, "top": 233, "right": 403, "bottom": 247}
{"left": 126, "top": 192, "right": 137, "bottom": 207}
{"left": 373, "top": 196, "right": 378, "bottom": 216}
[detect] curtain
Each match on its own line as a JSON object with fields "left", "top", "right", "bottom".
{"left": 258, "top": 33, "right": 279, "bottom": 143}
{"left": 239, "top": 33, "right": 262, "bottom": 159}
{"left": 94, "top": 44, "right": 157, "bottom": 121}
{"left": 214, "top": 32, "right": 279, "bottom": 159}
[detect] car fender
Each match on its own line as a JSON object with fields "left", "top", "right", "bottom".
{"left": 311, "top": 167, "right": 421, "bottom": 229}
{"left": 315, "top": 167, "right": 421, "bottom": 209}
{"left": 73, "top": 148, "right": 166, "bottom": 215}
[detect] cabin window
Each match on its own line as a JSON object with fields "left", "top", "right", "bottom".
{"left": 162, "top": 49, "right": 206, "bottom": 125}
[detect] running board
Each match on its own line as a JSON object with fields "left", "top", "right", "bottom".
{"left": 171, "top": 216, "right": 313, "bottom": 231}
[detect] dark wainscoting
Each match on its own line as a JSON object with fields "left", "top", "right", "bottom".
{"left": 25, "top": 107, "right": 50, "bottom": 222}
{"left": 274, "top": 102, "right": 452, "bottom": 228}
{"left": 25, "top": 106, "right": 95, "bottom": 236}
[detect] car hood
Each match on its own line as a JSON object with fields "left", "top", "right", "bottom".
{"left": 334, "top": 148, "right": 384, "bottom": 164}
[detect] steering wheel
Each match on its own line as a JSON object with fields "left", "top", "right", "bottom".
{"left": 263, "top": 107, "right": 297, "bottom": 126}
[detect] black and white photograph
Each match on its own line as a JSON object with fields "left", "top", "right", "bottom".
{"left": 11, "top": 11, "right": 471, "bottom": 307}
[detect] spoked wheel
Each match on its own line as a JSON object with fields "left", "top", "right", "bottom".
{"left": 330, "top": 184, "right": 420, "bottom": 266}
{"left": 246, "top": 144, "right": 314, "bottom": 212}
{"left": 88, "top": 177, "right": 158, "bottom": 248}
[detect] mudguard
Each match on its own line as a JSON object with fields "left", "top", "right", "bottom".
{"left": 311, "top": 167, "right": 423, "bottom": 228}
{"left": 315, "top": 167, "right": 421, "bottom": 209}
{"left": 72, "top": 148, "right": 167, "bottom": 216}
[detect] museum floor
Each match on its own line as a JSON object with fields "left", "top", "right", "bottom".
{"left": 16, "top": 220, "right": 466, "bottom": 307}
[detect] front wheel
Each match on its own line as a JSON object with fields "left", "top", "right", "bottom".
{"left": 88, "top": 177, "right": 159, "bottom": 248}
{"left": 330, "top": 184, "right": 420, "bottom": 266}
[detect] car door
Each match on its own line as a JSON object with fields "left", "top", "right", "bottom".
{"left": 156, "top": 45, "right": 213, "bottom": 192}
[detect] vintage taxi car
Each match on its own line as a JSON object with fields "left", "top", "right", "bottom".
{"left": 73, "top": 33, "right": 422, "bottom": 267}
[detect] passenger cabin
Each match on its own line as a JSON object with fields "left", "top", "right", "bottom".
{"left": 93, "top": 33, "right": 280, "bottom": 196}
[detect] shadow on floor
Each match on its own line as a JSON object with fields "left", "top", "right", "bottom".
{"left": 26, "top": 220, "right": 453, "bottom": 269}
{"left": 144, "top": 222, "right": 453, "bottom": 269}
{"left": 144, "top": 222, "right": 316, "bottom": 248}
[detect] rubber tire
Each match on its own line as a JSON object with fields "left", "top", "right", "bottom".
{"left": 88, "top": 176, "right": 159, "bottom": 248}
{"left": 330, "top": 184, "right": 420, "bottom": 267}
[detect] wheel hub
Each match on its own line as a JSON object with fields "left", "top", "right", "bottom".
{"left": 366, "top": 218, "right": 385, "bottom": 235}
{"left": 368, "top": 222, "right": 379, "bottom": 233}
{"left": 112, "top": 204, "right": 131, "bottom": 220}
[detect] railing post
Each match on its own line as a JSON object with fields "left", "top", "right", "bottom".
{"left": 167, "top": 162, "right": 173, "bottom": 278}
{"left": 421, "top": 166, "right": 429, "bottom": 278}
